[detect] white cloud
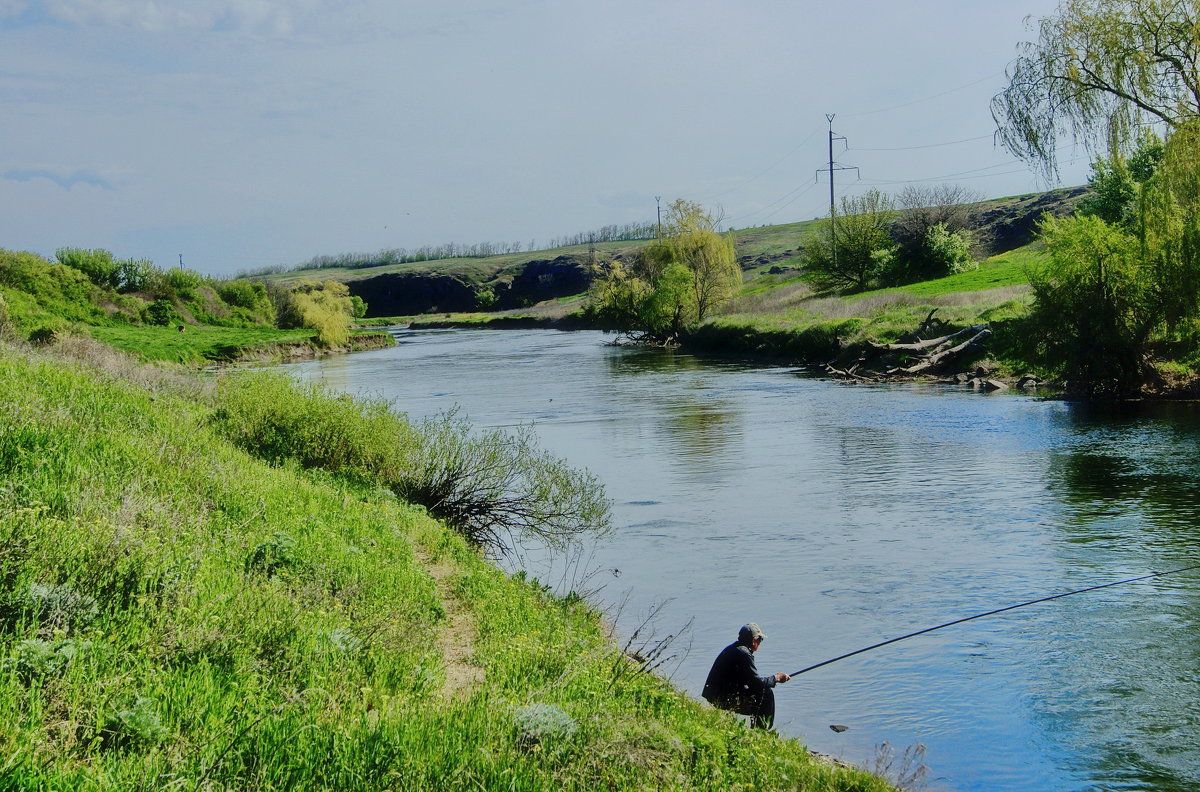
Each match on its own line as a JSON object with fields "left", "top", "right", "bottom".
{"left": 35, "top": 0, "right": 322, "bottom": 34}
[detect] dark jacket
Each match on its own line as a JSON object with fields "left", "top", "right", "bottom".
{"left": 702, "top": 641, "right": 776, "bottom": 710}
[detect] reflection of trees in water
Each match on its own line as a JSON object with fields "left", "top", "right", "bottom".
{"left": 1047, "top": 402, "right": 1200, "bottom": 548}
{"left": 602, "top": 346, "right": 743, "bottom": 473}
{"left": 602, "top": 346, "right": 705, "bottom": 378}
{"left": 663, "top": 404, "right": 737, "bottom": 463}
{"left": 1041, "top": 402, "right": 1200, "bottom": 791}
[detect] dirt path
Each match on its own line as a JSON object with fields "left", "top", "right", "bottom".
{"left": 419, "top": 552, "right": 486, "bottom": 699}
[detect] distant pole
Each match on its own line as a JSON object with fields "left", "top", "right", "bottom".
{"left": 655, "top": 196, "right": 662, "bottom": 238}
{"left": 827, "top": 115, "right": 838, "bottom": 267}
{"left": 179, "top": 253, "right": 184, "bottom": 268}
{"left": 827, "top": 114, "right": 837, "bottom": 220}
{"left": 819, "top": 115, "right": 856, "bottom": 268}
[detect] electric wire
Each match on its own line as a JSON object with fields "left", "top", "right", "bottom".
{"left": 787, "top": 563, "right": 1200, "bottom": 678}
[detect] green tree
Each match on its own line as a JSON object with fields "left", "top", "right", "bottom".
{"left": 275, "top": 280, "right": 356, "bottom": 346}
{"left": 887, "top": 183, "right": 978, "bottom": 284}
{"left": 1077, "top": 134, "right": 1164, "bottom": 226}
{"left": 588, "top": 200, "right": 738, "bottom": 342}
{"left": 55, "top": 248, "right": 119, "bottom": 290}
{"left": 1028, "top": 123, "right": 1200, "bottom": 394}
{"left": 992, "top": 0, "right": 1200, "bottom": 175}
{"left": 803, "top": 188, "right": 896, "bottom": 293}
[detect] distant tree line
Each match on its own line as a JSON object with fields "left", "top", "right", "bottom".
{"left": 238, "top": 220, "right": 658, "bottom": 279}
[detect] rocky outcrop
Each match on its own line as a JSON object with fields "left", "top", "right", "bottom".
{"left": 348, "top": 255, "right": 595, "bottom": 317}
{"left": 348, "top": 273, "right": 478, "bottom": 316}
{"left": 969, "top": 186, "right": 1087, "bottom": 256}
{"left": 492, "top": 256, "right": 592, "bottom": 309}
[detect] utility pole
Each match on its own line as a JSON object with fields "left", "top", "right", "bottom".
{"left": 817, "top": 114, "right": 858, "bottom": 268}
{"left": 655, "top": 196, "right": 662, "bottom": 238}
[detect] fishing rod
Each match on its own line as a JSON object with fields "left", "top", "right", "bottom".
{"left": 788, "top": 563, "right": 1200, "bottom": 678}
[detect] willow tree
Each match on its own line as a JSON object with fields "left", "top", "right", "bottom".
{"left": 992, "top": 0, "right": 1200, "bottom": 175}
{"left": 588, "top": 200, "right": 739, "bottom": 342}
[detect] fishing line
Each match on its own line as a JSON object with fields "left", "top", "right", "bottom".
{"left": 788, "top": 563, "right": 1200, "bottom": 678}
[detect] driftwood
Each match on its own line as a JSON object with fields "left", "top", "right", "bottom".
{"left": 825, "top": 318, "right": 993, "bottom": 382}
{"left": 888, "top": 326, "right": 991, "bottom": 375}
{"left": 867, "top": 324, "right": 988, "bottom": 353}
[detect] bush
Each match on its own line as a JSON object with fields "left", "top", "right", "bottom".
{"left": 145, "top": 299, "right": 181, "bottom": 326}
{"left": 56, "top": 248, "right": 119, "bottom": 290}
{"left": 803, "top": 189, "right": 896, "bottom": 293}
{"left": 245, "top": 532, "right": 303, "bottom": 577}
{"left": 4, "top": 638, "right": 90, "bottom": 681}
{"left": 394, "top": 411, "right": 611, "bottom": 555}
{"left": 514, "top": 703, "right": 578, "bottom": 748}
{"left": 213, "top": 374, "right": 610, "bottom": 556}
{"left": 274, "top": 280, "right": 355, "bottom": 346}
{"left": 22, "top": 580, "right": 99, "bottom": 628}
{"left": 99, "top": 696, "right": 168, "bottom": 752}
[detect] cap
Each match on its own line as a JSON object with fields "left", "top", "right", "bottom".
{"left": 738, "top": 623, "right": 766, "bottom": 642}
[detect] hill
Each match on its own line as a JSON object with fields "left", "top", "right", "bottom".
{"left": 261, "top": 188, "right": 1084, "bottom": 320}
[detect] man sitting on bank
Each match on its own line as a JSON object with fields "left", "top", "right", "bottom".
{"left": 701, "top": 622, "right": 790, "bottom": 729}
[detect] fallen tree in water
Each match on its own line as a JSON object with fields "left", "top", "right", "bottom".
{"left": 825, "top": 309, "right": 1000, "bottom": 384}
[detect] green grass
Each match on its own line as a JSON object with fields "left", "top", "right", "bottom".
{"left": 0, "top": 339, "right": 891, "bottom": 791}
{"left": 87, "top": 325, "right": 318, "bottom": 364}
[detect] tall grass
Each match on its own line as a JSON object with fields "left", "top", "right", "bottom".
{"left": 0, "top": 340, "right": 891, "bottom": 791}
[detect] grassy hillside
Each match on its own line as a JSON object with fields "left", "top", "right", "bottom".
{"left": 0, "top": 337, "right": 891, "bottom": 791}
{"left": 0, "top": 248, "right": 390, "bottom": 365}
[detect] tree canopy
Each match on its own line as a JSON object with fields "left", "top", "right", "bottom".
{"left": 992, "top": 0, "right": 1200, "bottom": 175}
{"left": 587, "top": 200, "right": 739, "bottom": 342}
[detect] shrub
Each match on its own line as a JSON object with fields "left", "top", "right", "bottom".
{"left": 4, "top": 638, "right": 90, "bottom": 681}
{"left": 56, "top": 248, "right": 119, "bottom": 290}
{"left": 145, "top": 299, "right": 181, "bottom": 326}
{"left": 245, "top": 532, "right": 303, "bottom": 577}
{"left": 514, "top": 702, "right": 578, "bottom": 748}
{"left": 274, "top": 280, "right": 355, "bottom": 346}
{"left": 23, "top": 581, "right": 99, "bottom": 633}
{"left": 394, "top": 411, "right": 611, "bottom": 555}
{"left": 99, "top": 696, "right": 168, "bottom": 752}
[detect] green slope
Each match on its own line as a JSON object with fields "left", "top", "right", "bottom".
{"left": 0, "top": 339, "right": 891, "bottom": 791}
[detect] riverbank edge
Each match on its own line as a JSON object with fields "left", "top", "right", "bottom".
{"left": 216, "top": 329, "right": 396, "bottom": 365}
{"left": 2, "top": 337, "right": 897, "bottom": 791}
{"left": 402, "top": 314, "right": 1200, "bottom": 399}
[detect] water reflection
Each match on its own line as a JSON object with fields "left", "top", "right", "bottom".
{"left": 1037, "top": 401, "right": 1200, "bottom": 791}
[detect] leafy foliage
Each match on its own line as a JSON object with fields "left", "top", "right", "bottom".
{"left": 1078, "top": 134, "right": 1165, "bottom": 226}
{"left": 274, "top": 279, "right": 358, "bottom": 346}
{"left": 396, "top": 412, "right": 611, "bottom": 556}
{"left": 588, "top": 200, "right": 738, "bottom": 342}
{"left": 992, "top": 0, "right": 1200, "bottom": 175}
{"left": 803, "top": 188, "right": 896, "bottom": 292}
{"left": 1028, "top": 122, "right": 1200, "bottom": 394}
{"left": 887, "top": 184, "right": 979, "bottom": 284}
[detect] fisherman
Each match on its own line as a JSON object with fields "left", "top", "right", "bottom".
{"left": 702, "top": 622, "right": 790, "bottom": 729}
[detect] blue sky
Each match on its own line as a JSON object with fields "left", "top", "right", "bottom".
{"left": 1, "top": 0, "right": 1092, "bottom": 277}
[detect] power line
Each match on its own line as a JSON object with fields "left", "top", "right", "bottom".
{"left": 847, "top": 133, "right": 995, "bottom": 152}
{"left": 842, "top": 71, "right": 1005, "bottom": 118}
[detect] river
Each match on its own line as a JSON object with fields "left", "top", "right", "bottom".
{"left": 285, "top": 328, "right": 1200, "bottom": 792}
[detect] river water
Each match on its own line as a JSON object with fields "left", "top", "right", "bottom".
{"left": 285, "top": 328, "right": 1200, "bottom": 792}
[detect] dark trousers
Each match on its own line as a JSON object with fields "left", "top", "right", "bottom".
{"left": 734, "top": 687, "right": 775, "bottom": 729}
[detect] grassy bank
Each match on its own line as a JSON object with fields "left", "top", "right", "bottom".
{"left": 0, "top": 337, "right": 890, "bottom": 791}
{"left": 684, "top": 244, "right": 1045, "bottom": 376}
{"left": 86, "top": 325, "right": 395, "bottom": 365}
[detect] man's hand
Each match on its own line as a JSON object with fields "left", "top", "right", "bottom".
{"left": 774, "top": 672, "right": 790, "bottom": 683}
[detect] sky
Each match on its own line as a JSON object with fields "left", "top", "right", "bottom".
{"left": 0, "top": 0, "right": 1095, "bottom": 278}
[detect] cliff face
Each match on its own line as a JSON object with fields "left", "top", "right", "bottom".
{"left": 349, "top": 255, "right": 593, "bottom": 317}
{"left": 348, "top": 272, "right": 479, "bottom": 316}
